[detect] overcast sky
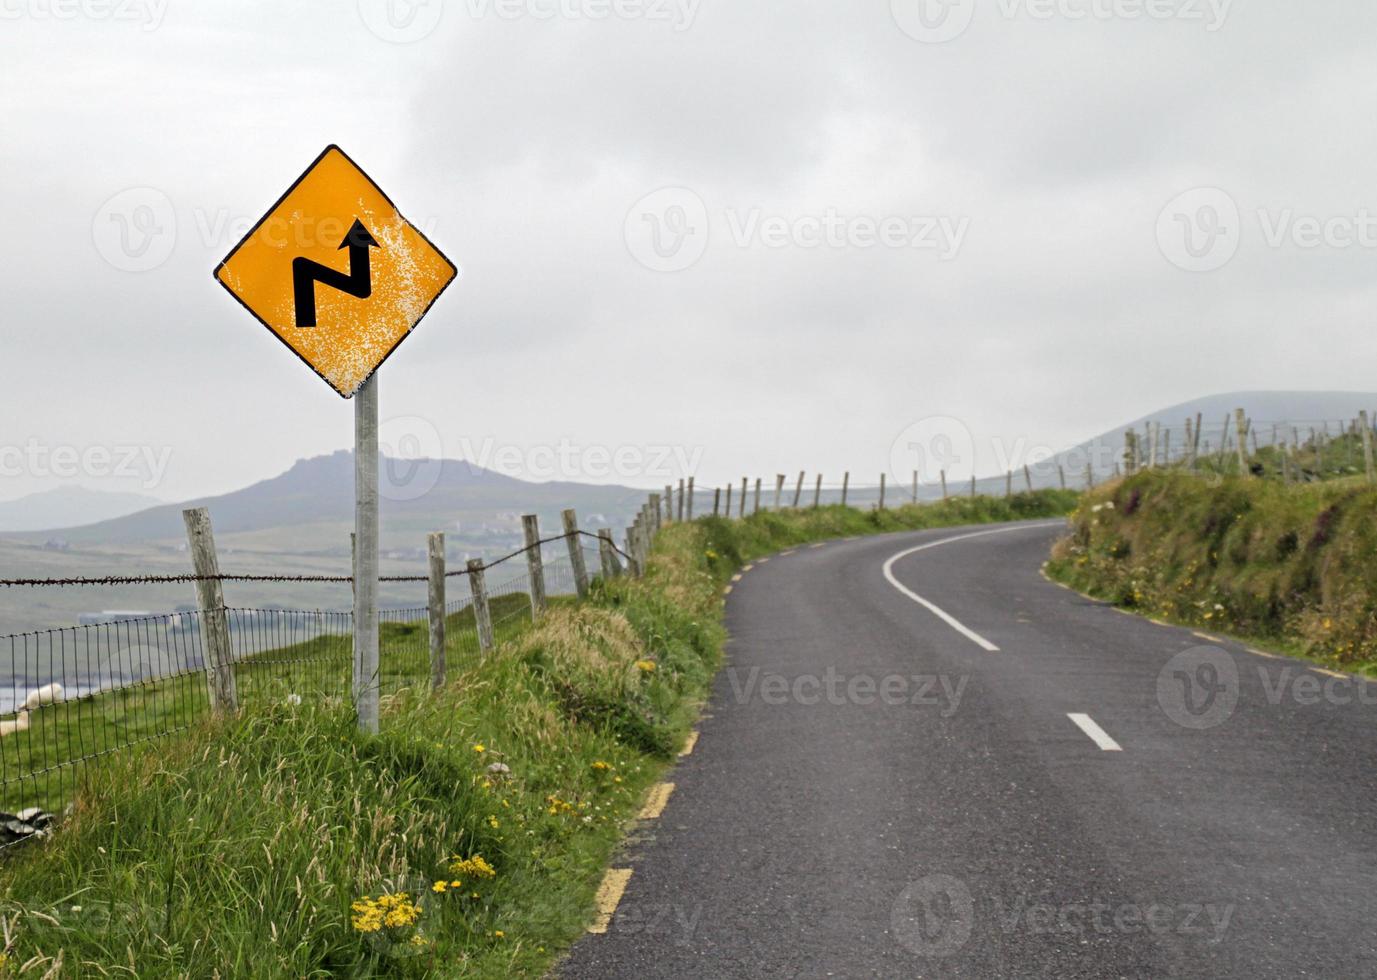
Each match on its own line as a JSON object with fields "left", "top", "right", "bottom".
{"left": 4, "top": 0, "right": 1377, "bottom": 503}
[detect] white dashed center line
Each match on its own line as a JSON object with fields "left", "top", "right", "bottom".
{"left": 1067, "top": 713, "right": 1122, "bottom": 752}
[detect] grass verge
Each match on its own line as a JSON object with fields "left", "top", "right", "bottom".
{"left": 0, "top": 490, "right": 1076, "bottom": 977}
{"left": 1046, "top": 470, "right": 1377, "bottom": 674}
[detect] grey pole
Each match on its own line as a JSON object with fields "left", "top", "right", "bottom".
{"left": 353, "top": 373, "right": 380, "bottom": 734}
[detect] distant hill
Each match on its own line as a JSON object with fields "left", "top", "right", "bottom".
{"left": 0, "top": 487, "right": 164, "bottom": 533}
{"left": 6, "top": 450, "right": 651, "bottom": 549}
{"left": 0, "top": 453, "right": 658, "bottom": 634}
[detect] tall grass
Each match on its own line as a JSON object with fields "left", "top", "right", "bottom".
{"left": 0, "top": 490, "right": 1076, "bottom": 977}
{"left": 1048, "top": 470, "right": 1377, "bottom": 671}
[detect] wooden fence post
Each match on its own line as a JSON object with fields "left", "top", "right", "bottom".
{"left": 813, "top": 473, "right": 822, "bottom": 508}
{"left": 1192, "top": 412, "right": 1203, "bottom": 465}
{"left": 1058, "top": 464, "right": 1066, "bottom": 490}
{"left": 661, "top": 485, "right": 672, "bottom": 523}
{"left": 712, "top": 488, "right": 721, "bottom": 516}
{"left": 1148, "top": 422, "right": 1159, "bottom": 469}
{"left": 1085, "top": 462, "right": 1094, "bottom": 489}
{"left": 911, "top": 470, "right": 919, "bottom": 504}
{"left": 878, "top": 473, "right": 886, "bottom": 511}
{"left": 1185, "top": 417, "right": 1196, "bottom": 468}
{"left": 1124, "top": 430, "right": 1137, "bottom": 476}
{"left": 774, "top": 474, "right": 786, "bottom": 510}
{"left": 754, "top": 478, "right": 762, "bottom": 514}
{"left": 739, "top": 477, "right": 747, "bottom": 517}
{"left": 562, "top": 509, "right": 590, "bottom": 600}
{"left": 597, "top": 529, "right": 622, "bottom": 579}
{"left": 427, "top": 532, "right": 446, "bottom": 690}
{"left": 1234, "top": 409, "right": 1250, "bottom": 475}
{"left": 182, "top": 507, "right": 237, "bottom": 715}
{"left": 841, "top": 472, "right": 850, "bottom": 508}
{"left": 677, "top": 479, "right": 686, "bottom": 522}
{"left": 624, "top": 523, "right": 642, "bottom": 577}
{"left": 724, "top": 483, "right": 733, "bottom": 518}
{"left": 970, "top": 475, "right": 976, "bottom": 497}
{"left": 522, "top": 514, "right": 547, "bottom": 621}
{"left": 792, "top": 471, "right": 804, "bottom": 508}
{"left": 1005, "top": 471, "right": 1012, "bottom": 498}
{"left": 1023, "top": 465, "right": 1032, "bottom": 492}
{"left": 940, "top": 470, "right": 948, "bottom": 499}
{"left": 650, "top": 494, "right": 662, "bottom": 535}
{"left": 1361, "top": 410, "right": 1375, "bottom": 484}
{"left": 686, "top": 477, "right": 695, "bottom": 520}
{"left": 466, "top": 559, "right": 495, "bottom": 654}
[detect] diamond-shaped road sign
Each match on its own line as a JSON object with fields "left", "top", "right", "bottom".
{"left": 214, "top": 145, "right": 457, "bottom": 397}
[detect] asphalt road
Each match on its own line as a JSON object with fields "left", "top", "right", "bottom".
{"left": 559, "top": 519, "right": 1377, "bottom": 979}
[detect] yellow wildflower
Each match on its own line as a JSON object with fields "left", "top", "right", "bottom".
{"left": 635, "top": 660, "right": 657, "bottom": 673}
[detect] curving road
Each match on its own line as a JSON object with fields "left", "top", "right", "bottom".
{"left": 560, "top": 519, "right": 1377, "bottom": 979}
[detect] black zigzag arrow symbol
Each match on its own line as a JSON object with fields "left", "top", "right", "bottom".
{"left": 292, "top": 219, "right": 380, "bottom": 328}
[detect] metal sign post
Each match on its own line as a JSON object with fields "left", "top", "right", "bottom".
{"left": 353, "top": 373, "right": 380, "bottom": 733}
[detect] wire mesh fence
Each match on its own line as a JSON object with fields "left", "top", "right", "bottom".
{"left": 0, "top": 519, "right": 634, "bottom": 837}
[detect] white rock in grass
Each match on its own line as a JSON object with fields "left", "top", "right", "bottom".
{"left": 24, "top": 683, "right": 64, "bottom": 710}
{"left": 0, "top": 710, "right": 29, "bottom": 737}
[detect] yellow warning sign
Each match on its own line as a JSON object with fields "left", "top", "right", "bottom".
{"left": 213, "top": 145, "right": 457, "bottom": 397}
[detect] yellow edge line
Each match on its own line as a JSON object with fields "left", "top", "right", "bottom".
{"left": 638, "top": 782, "right": 675, "bottom": 820}
{"left": 679, "top": 731, "right": 699, "bottom": 757}
{"left": 1246, "top": 647, "right": 1281, "bottom": 660}
{"left": 741, "top": 564, "right": 754, "bottom": 572}
{"left": 731, "top": 573, "right": 743, "bottom": 582}
{"left": 757, "top": 557, "right": 770, "bottom": 563}
{"left": 723, "top": 584, "right": 733, "bottom": 595}
{"left": 1314, "top": 667, "right": 1349, "bottom": 680}
{"left": 809, "top": 542, "right": 825, "bottom": 549}
{"left": 780, "top": 550, "right": 796, "bottom": 557}
{"left": 1192, "top": 631, "right": 1224, "bottom": 643}
{"left": 588, "top": 868, "right": 633, "bottom": 934}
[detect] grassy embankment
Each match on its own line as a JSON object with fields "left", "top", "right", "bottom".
{"left": 1047, "top": 469, "right": 1377, "bottom": 674}
{"left": 0, "top": 490, "right": 1076, "bottom": 978}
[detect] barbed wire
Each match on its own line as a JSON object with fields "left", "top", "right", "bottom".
{"left": 0, "top": 531, "right": 630, "bottom": 589}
